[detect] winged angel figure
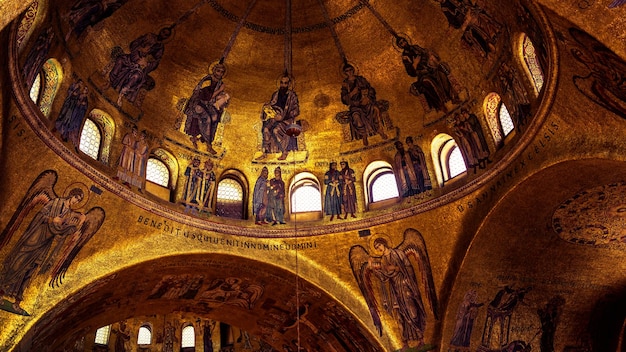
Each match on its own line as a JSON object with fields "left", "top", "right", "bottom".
{"left": 0, "top": 170, "right": 105, "bottom": 315}
{"left": 349, "top": 228, "right": 439, "bottom": 348}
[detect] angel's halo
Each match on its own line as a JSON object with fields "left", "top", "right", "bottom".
{"left": 368, "top": 233, "right": 394, "bottom": 254}
{"left": 63, "top": 182, "right": 90, "bottom": 209}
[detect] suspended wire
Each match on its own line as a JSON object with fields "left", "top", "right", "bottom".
{"left": 222, "top": 0, "right": 259, "bottom": 61}
{"left": 292, "top": 148, "right": 301, "bottom": 351}
{"left": 360, "top": 0, "right": 399, "bottom": 38}
{"left": 316, "top": 0, "right": 347, "bottom": 62}
{"left": 284, "top": 0, "right": 293, "bottom": 75}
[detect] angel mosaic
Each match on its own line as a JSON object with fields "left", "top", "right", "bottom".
{"left": 349, "top": 228, "right": 439, "bottom": 349}
{"left": 569, "top": 27, "right": 626, "bottom": 120}
{"left": 0, "top": 170, "right": 105, "bottom": 316}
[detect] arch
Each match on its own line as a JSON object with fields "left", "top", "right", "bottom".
{"left": 181, "top": 324, "right": 196, "bottom": 348}
{"left": 16, "top": 1, "right": 47, "bottom": 53}
{"left": 215, "top": 169, "right": 248, "bottom": 219}
{"left": 520, "top": 33, "right": 545, "bottom": 95}
{"left": 137, "top": 323, "right": 152, "bottom": 345}
{"left": 153, "top": 148, "right": 179, "bottom": 188}
{"left": 483, "top": 92, "right": 504, "bottom": 148}
{"left": 289, "top": 171, "right": 322, "bottom": 221}
{"left": 37, "top": 58, "right": 63, "bottom": 117}
{"left": 499, "top": 103, "right": 515, "bottom": 137}
{"left": 87, "top": 109, "right": 115, "bottom": 164}
{"left": 78, "top": 118, "right": 102, "bottom": 160}
{"left": 363, "top": 160, "right": 399, "bottom": 209}
{"left": 19, "top": 254, "right": 383, "bottom": 351}
{"left": 94, "top": 325, "right": 111, "bottom": 345}
{"left": 431, "top": 133, "right": 466, "bottom": 186}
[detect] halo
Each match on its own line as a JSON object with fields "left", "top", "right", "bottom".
{"left": 368, "top": 233, "right": 394, "bottom": 254}
{"left": 158, "top": 24, "right": 176, "bottom": 44}
{"left": 63, "top": 182, "right": 90, "bottom": 209}
{"left": 392, "top": 32, "right": 413, "bottom": 52}
{"left": 275, "top": 72, "right": 296, "bottom": 91}
{"left": 208, "top": 59, "right": 228, "bottom": 77}
{"left": 339, "top": 60, "right": 359, "bottom": 77}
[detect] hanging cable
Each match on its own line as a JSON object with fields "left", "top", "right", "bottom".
{"left": 222, "top": 0, "right": 259, "bottom": 61}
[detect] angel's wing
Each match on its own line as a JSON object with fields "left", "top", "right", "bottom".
{"left": 0, "top": 170, "right": 58, "bottom": 249}
{"left": 398, "top": 228, "right": 439, "bottom": 320}
{"left": 49, "top": 207, "right": 105, "bottom": 287}
{"left": 348, "top": 245, "right": 383, "bottom": 336}
{"left": 609, "top": 0, "right": 626, "bottom": 8}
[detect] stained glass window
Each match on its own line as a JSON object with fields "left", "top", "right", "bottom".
{"left": 94, "top": 325, "right": 111, "bottom": 345}
{"left": 79, "top": 119, "right": 101, "bottom": 160}
{"left": 448, "top": 146, "right": 467, "bottom": 178}
{"left": 146, "top": 158, "right": 169, "bottom": 187}
{"left": 216, "top": 178, "right": 244, "bottom": 219}
{"left": 291, "top": 181, "right": 322, "bottom": 212}
{"left": 29, "top": 73, "right": 41, "bottom": 103}
{"left": 137, "top": 325, "right": 152, "bottom": 345}
{"left": 371, "top": 171, "right": 399, "bottom": 202}
{"left": 181, "top": 325, "right": 195, "bottom": 348}
{"left": 499, "top": 103, "right": 515, "bottom": 137}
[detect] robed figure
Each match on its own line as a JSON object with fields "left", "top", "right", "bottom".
{"left": 0, "top": 170, "right": 105, "bottom": 316}
{"left": 349, "top": 228, "right": 439, "bottom": 348}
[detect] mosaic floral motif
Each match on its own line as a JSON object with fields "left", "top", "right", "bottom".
{"left": 552, "top": 182, "right": 626, "bottom": 248}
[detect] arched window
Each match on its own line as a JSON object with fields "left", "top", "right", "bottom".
{"left": 88, "top": 109, "right": 115, "bottom": 164}
{"left": 447, "top": 145, "right": 467, "bottom": 178}
{"left": 215, "top": 171, "right": 246, "bottom": 219}
{"left": 79, "top": 118, "right": 101, "bottom": 160}
{"left": 17, "top": 1, "right": 43, "bottom": 52}
{"left": 290, "top": 172, "right": 322, "bottom": 213}
{"left": 38, "top": 58, "right": 63, "bottom": 117}
{"left": 522, "top": 33, "right": 544, "bottom": 94}
{"left": 181, "top": 325, "right": 195, "bottom": 349}
{"left": 29, "top": 73, "right": 41, "bottom": 103}
{"left": 146, "top": 158, "right": 170, "bottom": 187}
{"left": 94, "top": 325, "right": 111, "bottom": 345}
{"left": 431, "top": 134, "right": 467, "bottom": 186}
{"left": 364, "top": 161, "right": 399, "bottom": 209}
{"left": 137, "top": 324, "right": 152, "bottom": 345}
{"left": 499, "top": 103, "right": 515, "bottom": 137}
{"left": 483, "top": 92, "right": 504, "bottom": 148}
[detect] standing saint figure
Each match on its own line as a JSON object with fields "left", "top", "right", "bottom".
{"left": 252, "top": 167, "right": 269, "bottom": 225}
{"left": 113, "top": 321, "right": 131, "bottom": 352}
{"left": 324, "top": 162, "right": 343, "bottom": 221}
{"left": 405, "top": 137, "right": 432, "bottom": 192}
{"left": 131, "top": 130, "right": 149, "bottom": 191}
{"left": 55, "top": 78, "right": 89, "bottom": 150}
{"left": 116, "top": 126, "right": 138, "bottom": 186}
{"left": 257, "top": 73, "right": 300, "bottom": 161}
{"left": 339, "top": 62, "right": 388, "bottom": 146}
{"left": 339, "top": 161, "right": 357, "bottom": 219}
{"left": 199, "top": 159, "right": 216, "bottom": 214}
{"left": 349, "top": 228, "right": 439, "bottom": 349}
{"left": 267, "top": 167, "right": 286, "bottom": 225}
{"left": 184, "top": 62, "right": 228, "bottom": 154}
{"left": 449, "top": 290, "right": 484, "bottom": 351}
{"left": 394, "top": 141, "right": 422, "bottom": 199}
{"left": 182, "top": 157, "right": 203, "bottom": 212}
